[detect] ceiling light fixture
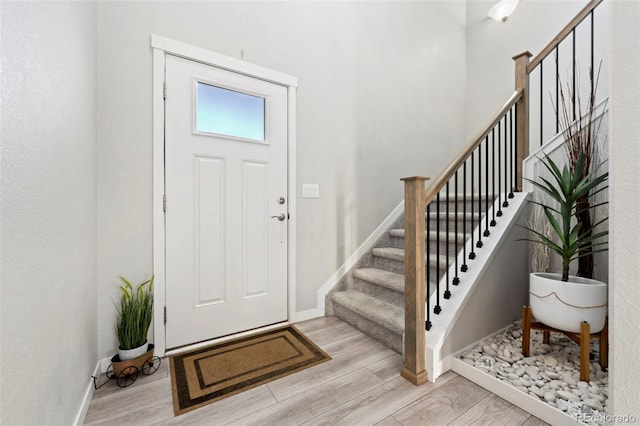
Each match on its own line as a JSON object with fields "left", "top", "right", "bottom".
{"left": 488, "top": 0, "right": 520, "bottom": 22}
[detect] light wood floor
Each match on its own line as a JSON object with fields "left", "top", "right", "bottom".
{"left": 84, "top": 316, "right": 548, "bottom": 426}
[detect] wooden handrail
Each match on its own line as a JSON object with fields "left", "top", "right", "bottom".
{"left": 422, "top": 89, "right": 523, "bottom": 206}
{"left": 527, "top": 0, "right": 604, "bottom": 74}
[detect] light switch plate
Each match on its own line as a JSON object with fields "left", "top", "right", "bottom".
{"left": 302, "top": 184, "right": 320, "bottom": 198}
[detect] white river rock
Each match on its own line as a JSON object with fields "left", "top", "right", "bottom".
{"left": 455, "top": 325, "right": 607, "bottom": 425}
{"left": 557, "top": 390, "right": 580, "bottom": 402}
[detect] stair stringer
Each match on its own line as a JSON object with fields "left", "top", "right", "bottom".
{"left": 425, "top": 192, "right": 530, "bottom": 382}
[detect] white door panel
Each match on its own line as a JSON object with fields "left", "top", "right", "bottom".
{"left": 165, "top": 54, "right": 288, "bottom": 348}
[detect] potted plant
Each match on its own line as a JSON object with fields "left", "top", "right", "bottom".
{"left": 115, "top": 275, "right": 154, "bottom": 361}
{"left": 522, "top": 151, "right": 608, "bottom": 333}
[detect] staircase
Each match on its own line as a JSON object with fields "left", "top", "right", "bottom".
{"left": 326, "top": 0, "right": 605, "bottom": 391}
{"left": 329, "top": 195, "right": 490, "bottom": 354}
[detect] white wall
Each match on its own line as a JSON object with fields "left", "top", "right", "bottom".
{"left": 0, "top": 2, "right": 97, "bottom": 424}
{"left": 96, "top": 1, "right": 467, "bottom": 358}
{"left": 609, "top": 0, "right": 640, "bottom": 418}
{"left": 465, "top": 0, "right": 589, "bottom": 144}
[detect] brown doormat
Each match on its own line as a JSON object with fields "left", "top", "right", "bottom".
{"left": 169, "top": 325, "right": 331, "bottom": 416}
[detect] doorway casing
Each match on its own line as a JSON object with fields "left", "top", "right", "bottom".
{"left": 151, "top": 34, "right": 298, "bottom": 356}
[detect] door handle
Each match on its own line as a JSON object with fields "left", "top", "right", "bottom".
{"left": 271, "top": 213, "right": 286, "bottom": 221}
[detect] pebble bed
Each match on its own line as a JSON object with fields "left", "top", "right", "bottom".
{"left": 457, "top": 321, "right": 609, "bottom": 425}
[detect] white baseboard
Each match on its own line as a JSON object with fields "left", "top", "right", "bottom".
{"left": 450, "top": 357, "right": 586, "bottom": 426}
{"left": 315, "top": 200, "right": 405, "bottom": 315}
{"left": 291, "top": 308, "right": 323, "bottom": 323}
{"left": 73, "top": 360, "right": 100, "bottom": 426}
{"left": 99, "top": 356, "right": 112, "bottom": 373}
{"left": 427, "top": 345, "right": 451, "bottom": 383}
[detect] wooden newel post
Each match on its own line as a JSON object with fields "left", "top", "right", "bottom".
{"left": 400, "top": 176, "right": 429, "bottom": 386}
{"left": 513, "top": 51, "right": 532, "bottom": 192}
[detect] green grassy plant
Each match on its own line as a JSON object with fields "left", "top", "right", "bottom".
{"left": 115, "top": 275, "right": 154, "bottom": 350}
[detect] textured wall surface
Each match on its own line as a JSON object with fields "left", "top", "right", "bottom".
{"left": 0, "top": 2, "right": 97, "bottom": 424}
{"left": 96, "top": 1, "right": 468, "bottom": 358}
{"left": 609, "top": 0, "right": 640, "bottom": 418}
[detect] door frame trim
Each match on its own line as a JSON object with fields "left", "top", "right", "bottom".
{"left": 151, "top": 34, "right": 297, "bottom": 356}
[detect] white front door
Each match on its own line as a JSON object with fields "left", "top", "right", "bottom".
{"left": 164, "top": 54, "right": 288, "bottom": 349}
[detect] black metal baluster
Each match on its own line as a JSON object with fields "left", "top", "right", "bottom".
{"left": 435, "top": 193, "right": 441, "bottom": 314}
{"left": 478, "top": 142, "right": 485, "bottom": 246}
{"left": 540, "top": 60, "right": 544, "bottom": 146}
{"left": 556, "top": 45, "right": 560, "bottom": 135}
{"left": 491, "top": 127, "right": 497, "bottom": 226}
{"left": 484, "top": 134, "right": 491, "bottom": 234}
{"left": 504, "top": 110, "right": 511, "bottom": 206}
{"left": 511, "top": 104, "right": 517, "bottom": 197}
{"left": 571, "top": 28, "right": 578, "bottom": 121}
{"left": 591, "top": 10, "right": 595, "bottom": 84}
{"left": 462, "top": 162, "right": 469, "bottom": 271}
{"left": 426, "top": 203, "right": 431, "bottom": 330}
{"left": 497, "top": 118, "right": 503, "bottom": 217}
{"left": 444, "top": 184, "right": 451, "bottom": 300}
{"left": 454, "top": 172, "right": 461, "bottom": 284}
{"left": 469, "top": 153, "right": 476, "bottom": 260}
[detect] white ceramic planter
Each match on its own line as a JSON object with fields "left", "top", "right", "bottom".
{"left": 118, "top": 341, "right": 149, "bottom": 361}
{"left": 529, "top": 272, "right": 607, "bottom": 333}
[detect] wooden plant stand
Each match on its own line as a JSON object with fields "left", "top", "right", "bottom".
{"left": 522, "top": 306, "right": 608, "bottom": 383}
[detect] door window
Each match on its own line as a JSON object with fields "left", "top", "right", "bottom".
{"left": 195, "top": 82, "right": 265, "bottom": 141}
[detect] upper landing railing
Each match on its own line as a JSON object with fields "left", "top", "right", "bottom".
{"left": 526, "top": 0, "right": 605, "bottom": 148}
{"left": 400, "top": 0, "right": 605, "bottom": 385}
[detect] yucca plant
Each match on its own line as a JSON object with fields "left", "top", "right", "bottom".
{"left": 556, "top": 62, "right": 606, "bottom": 279}
{"left": 521, "top": 151, "right": 608, "bottom": 282}
{"left": 115, "top": 275, "right": 154, "bottom": 350}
